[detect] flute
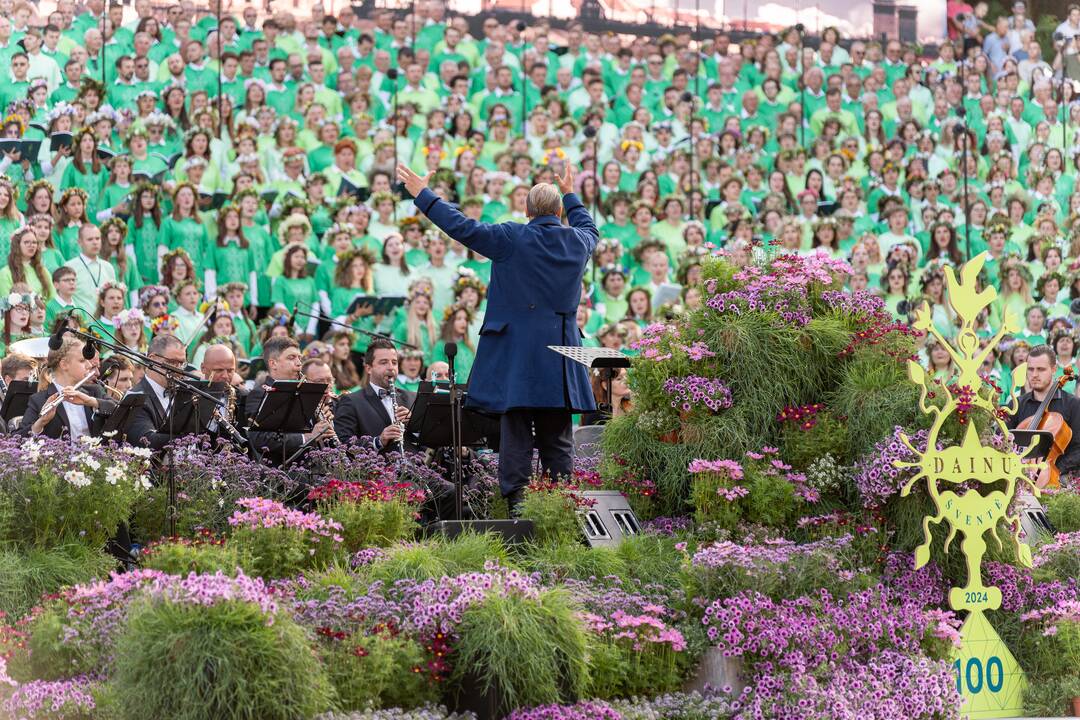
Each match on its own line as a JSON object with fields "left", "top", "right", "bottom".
{"left": 41, "top": 369, "right": 98, "bottom": 416}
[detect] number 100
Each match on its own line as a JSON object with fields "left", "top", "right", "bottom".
{"left": 954, "top": 657, "right": 1004, "bottom": 694}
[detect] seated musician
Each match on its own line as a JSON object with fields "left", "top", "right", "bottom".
{"left": 298, "top": 357, "right": 340, "bottom": 447}
{"left": 98, "top": 356, "right": 134, "bottom": 397}
{"left": 19, "top": 335, "right": 117, "bottom": 440}
{"left": 1005, "top": 344, "right": 1080, "bottom": 483}
{"left": 201, "top": 344, "right": 249, "bottom": 439}
{"left": 1, "top": 353, "right": 36, "bottom": 433}
{"left": 245, "top": 336, "right": 334, "bottom": 464}
{"left": 125, "top": 334, "right": 190, "bottom": 450}
{"left": 333, "top": 338, "right": 413, "bottom": 452}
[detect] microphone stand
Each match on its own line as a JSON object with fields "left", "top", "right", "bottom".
{"left": 445, "top": 343, "right": 464, "bottom": 519}
{"left": 293, "top": 307, "right": 420, "bottom": 349}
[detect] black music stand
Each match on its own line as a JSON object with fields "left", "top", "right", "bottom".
{"left": 547, "top": 346, "right": 631, "bottom": 415}
{"left": 159, "top": 380, "right": 220, "bottom": 437}
{"left": 407, "top": 381, "right": 492, "bottom": 448}
{"left": 248, "top": 380, "right": 328, "bottom": 466}
{"left": 101, "top": 392, "right": 145, "bottom": 437}
{"left": 0, "top": 380, "right": 36, "bottom": 425}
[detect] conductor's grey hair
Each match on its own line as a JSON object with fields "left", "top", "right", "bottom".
{"left": 526, "top": 183, "right": 563, "bottom": 218}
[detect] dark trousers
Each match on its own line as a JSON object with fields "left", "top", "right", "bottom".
{"left": 499, "top": 408, "right": 573, "bottom": 497}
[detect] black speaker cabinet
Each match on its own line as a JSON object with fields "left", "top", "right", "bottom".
{"left": 574, "top": 490, "right": 641, "bottom": 548}
{"left": 426, "top": 519, "right": 535, "bottom": 545}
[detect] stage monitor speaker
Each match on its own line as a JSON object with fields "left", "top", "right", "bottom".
{"left": 1015, "top": 491, "right": 1055, "bottom": 545}
{"left": 575, "top": 490, "right": 641, "bottom": 548}
{"left": 426, "top": 519, "right": 535, "bottom": 546}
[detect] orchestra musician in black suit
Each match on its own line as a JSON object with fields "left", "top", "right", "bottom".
{"left": 244, "top": 336, "right": 334, "bottom": 465}
{"left": 333, "top": 339, "right": 414, "bottom": 452}
{"left": 125, "top": 334, "right": 190, "bottom": 450}
{"left": 19, "top": 335, "right": 117, "bottom": 440}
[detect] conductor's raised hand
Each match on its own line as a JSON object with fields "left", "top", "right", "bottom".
{"left": 396, "top": 164, "right": 434, "bottom": 198}
{"left": 556, "top": 163, "right": 574, "bottom": 194}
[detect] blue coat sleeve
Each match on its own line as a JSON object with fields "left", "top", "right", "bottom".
{"left": 414, "top": 188, "right": 513, "bottom": 262}
{"left": 562, "top": 192, "right": 599, "bottom": 255}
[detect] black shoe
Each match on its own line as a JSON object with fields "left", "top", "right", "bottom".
{"left": 506, "top": 489, "right": 525, "bottom": 518}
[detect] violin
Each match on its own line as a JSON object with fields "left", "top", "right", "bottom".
{"left": 1017, "top": 365, "right": 1074, "bottom": 489}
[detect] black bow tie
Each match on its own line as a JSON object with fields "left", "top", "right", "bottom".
{"left": 377, "top": 389, "right": 389, "bottom": 399}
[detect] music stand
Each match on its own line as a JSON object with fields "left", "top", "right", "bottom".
{"left": 159, "top": 380, "right": 220, "bottom": 438}
{"left": 101, "top": 392, "right": 145, "bottom": 437}
{"left": 249, "top": 380, "right": 328, "bottom": 465}
{"left": 1011, "top": 429, "right": 1054, "bottom": 461}
{"left": 547, "top": 346, "right": 631, "bottom": 415}
{"left": 0, "top": 380, "right": 36, "bottom": 424}
{"left": 407, "top": 381, "right": 492, "bottom": 448}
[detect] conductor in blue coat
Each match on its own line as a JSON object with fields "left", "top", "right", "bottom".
{"left": 397, "top": 162, "right": 599, "bottom": 516}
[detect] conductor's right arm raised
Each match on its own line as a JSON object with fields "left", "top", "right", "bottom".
{"left": 396, "top": 163, "right": 598, "bottom": 259}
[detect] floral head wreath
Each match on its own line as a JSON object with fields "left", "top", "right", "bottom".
{"left": 1037, "top": 270, "right": 1068, "bottom": 297}
{"left": 421, "top": 146, "right": 448, "bottom": 160}
{"left": 539, "top": 148, "right": 568, "bottom": 165}
{"left": 131, "top": 180, "right": 159, "bottom": 202}
{"left": 138, "top": 284, "right": 170, "bottom": 308}
{"left": 149, "top": 313, "right": 179, "bottom": 334}
{"left": 2, "top": 113, "right": 25, "bottom": 136}
{"left": 59, "top": 187, "right": 89, "bottom": 206}
{"left": 620, "top": 140, "right": 644, "bottom": 153}
{"left": 442, "top": 301, "right": 474, "bottom": 323}
{"left": 0, "top": 291, "right": 38, "bottom": 311}
{"left": 997, "top": 252, "right": 1032, "bottom": 285}
{"left": 452, "top": 268, "right": 487, "bottom": 299}
{"left": 599, "top": 263, "right": 626, "bottom": 282}
{"left": 112, "top": 307, "right": 146, "bottom": 327}
{"left": 218, "top": 282, "right": 249, "bottom": 298}
{"left": 25, "top": 179, "right": 53, "bottom": 203}
{"left": 453, "top": 144, "right": 479, "bottom": 158}
{"left": 339, "top": 247, "right": 378, "bottom": 269}
{"left": 397, "top": 215, "right": 425, "bottom": 232}
{"left": 595, "top": 238, "right": 623, "bottom": 258}
{"left": 161, "top": 247, "right": 193, "bottom": 270}
{"left": 97, "top": 281, "right": 127, "bottom": 299}
{"left": 276, "top": 213, "right": 312, "bottom": 243}
{"left": 258, "top": 311, "right": 292, "bottom": 334}
{"left": 0, "top": 178, "right": 20, "bottom": 204}
{"left": 45, "top": 102, "right": 78, "bottom": 127}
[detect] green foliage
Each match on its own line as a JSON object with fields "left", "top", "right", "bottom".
{"left": 587, "top": 629, "right": 685, "bottom": 700}
{"left": 109, "top": 598, "right": 333, "bottom": 720}
{"left": 359, "top": 532, "right": 513, "bottom": 585}
{"left": 520, "top": 487, "right": 584, "bottom": 546}
{"left": 319, "top": 498, "right": 418, "bottom": 551}
{"left": 613, "top": 534, "right": 684, "bottom": 587}
{"left": 228, "top": 525, "right": 341, "bottom": 579}
{"left": 521, "top": 542, "right": 628, "bottom": 583}
{"left": 322, "top": 631, "right": 439, "bottom": 711}
{"left": 451, "top": 587, "right": 590, "bottom": 713}
{"left": 779, "top": 411, "right": 850, "bottom": 469}
{"left": 0, "top": 544, "right": 114, "bottom": 620}
{"left": 1045, "top": 490, "right": 1080, "bottom": 533}
{"left": 830, "top": 346, "right": 921, "bottom": 459}
{"left": 1022, "top": 674, "right": 1080, "bottom": 718}
{"left": 139, "top": 540, "right": 243, "bottom": 576}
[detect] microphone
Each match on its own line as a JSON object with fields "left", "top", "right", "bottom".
{"left": 583, "top": 126, "right": 597, "bottom": 139}
{"left": 515, "top": 20, "right": 527, "bottom": 32}
{"left": 48, "top": 324, "right": 67, "bottom": 351}
{"left": 444, "top": 342, "right": 457, "bottom": 361}
{"left": 82, "top": 339, "right": 97, "bottom": 360}
{"left": 386, "top": 68, "right": 398, "bottom": 81}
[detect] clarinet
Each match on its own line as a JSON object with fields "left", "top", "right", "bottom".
{"left": 387, "top": 385, "right": 406, "bottom": 465}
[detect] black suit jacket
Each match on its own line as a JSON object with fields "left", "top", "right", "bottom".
{"left": 334, "top": 384, "right": 415, "bottom": 452}
{"left": 244, "top": 384, "right": 306, "bottom": 464}
{"left": 18, "top": 384, "right": 117, "bottom": 440}
{"left": 124, "top": 377, "right": 174, "bottom": 450}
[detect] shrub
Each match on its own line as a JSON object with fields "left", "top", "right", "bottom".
{"left": 688, "top": 449, "right": 814, "bottom": 532}
{"left": 308, "top": 477, "right": 425, "bottom": 550}
{"left": 139, "top": 535, "right": 243, "bottom": 576}
{"left": 520, "top": 543, "right": 628, "bottom": 583}
{"left": 227, "top": 498, "right": 343, "bottom": 578}
{"left": 776, "top": 405, "right": 850, "bottom": 469}
{"left": 519, "top": 481, "right": 586, "bottom": 547}
{"left": 451, "top": 587, "right": 589, "bottom": 713}
{"left": 321, "top": 629, "right": 440, "bottom": 711}
{"left": 359, "top": 532, "right": 512, "bottom": 585}
{"left": 1022, "top": 675, "right": 1080, "bottom": 717}
{"left": 1045, "top": 491, "right": 1080, "bottom": 534}
{"left": 0, "top": 437, "right": 152, "bottom": 549}
{"left": 110, "top": 588, "right": 333, "bottom": 720}
{"left": 1, "top": 676, "right": 98, "bottom": 719}
{"left": 0, "top": 544, "right": 115, "bottom": 620}
{"left": 581, "top": 607, "right": 687, "bottom": 699}
{"left": 314, "top": 706, "right": 475, "bottom": 720}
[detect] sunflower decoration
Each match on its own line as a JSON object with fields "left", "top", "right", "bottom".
{"left": 2, "top": 113, "right": 25, "bottom": 137}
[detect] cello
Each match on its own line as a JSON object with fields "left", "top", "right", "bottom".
{"left": 1016, "top": 366, "right": 1074, "bottom": 489}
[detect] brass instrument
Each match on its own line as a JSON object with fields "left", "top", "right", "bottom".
{"left": 40, "top": 369, "right": 98, "bottom": 416}
{"left": 95, "top": 380, "right": 125, "bottom": 399}
{"left": 210, "top": 382, "right": 246, "bottom": 446}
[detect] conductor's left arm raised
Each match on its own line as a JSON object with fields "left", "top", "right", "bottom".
{"left": 397, "top": 164, "right": 512, "bottom": 262}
